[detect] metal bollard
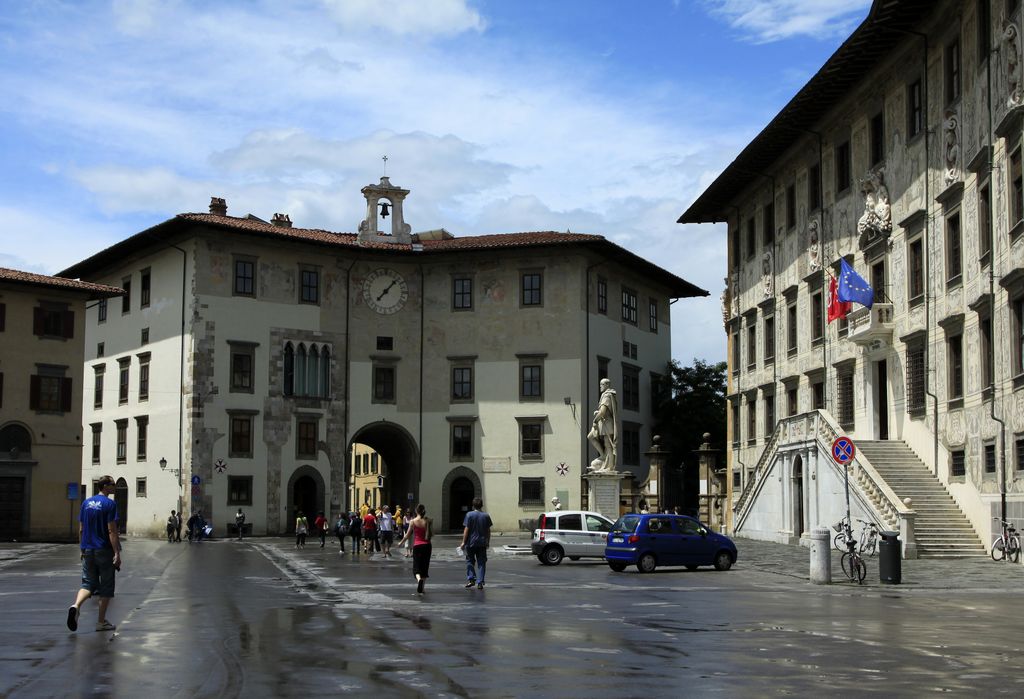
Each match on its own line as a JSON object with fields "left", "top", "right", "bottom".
{"left": 809, "top": 528, "right": 831, "bottom": 584}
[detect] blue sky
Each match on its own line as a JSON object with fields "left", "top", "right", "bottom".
{"left": 0, "top": 0, "right": 871, "bottom": 364}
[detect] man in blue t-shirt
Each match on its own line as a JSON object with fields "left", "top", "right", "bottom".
{"left": 67, "top": 475, "right": 121, "bottom": 633}
{"left": 461, "top": 497, "right": 493, "bottom": 590}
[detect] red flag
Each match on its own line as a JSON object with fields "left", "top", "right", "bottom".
{"left": 828, "top": 275, "right": 851, "bottom": 323}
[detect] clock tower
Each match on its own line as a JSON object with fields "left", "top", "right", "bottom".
{"left": 358, "top": 176, "right": 412, "bottom": 245}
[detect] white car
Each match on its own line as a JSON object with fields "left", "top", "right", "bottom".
{"left": 531, "top": 510, "right": 615, "bottom": 565}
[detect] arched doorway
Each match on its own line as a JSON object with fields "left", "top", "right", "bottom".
{"left": 287, "top": 465, "right": 325, "bottom": 533}
{"left": 441, "top": 466, "right": 482, "bottom": 532}
{"left": 448, "top": 477, "right": 475, "bottom": 532}
{"left": 349, "top": 422, "right": 420, "bottom": 515}
{"left": 115, "top": 477, "right": 128, "bottom": 534}
{"left": 793, "top": 455, "right": 804, "bottom": 539}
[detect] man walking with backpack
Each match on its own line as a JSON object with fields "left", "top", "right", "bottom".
{"left": 461, "top": 497, "right": 492, "bottom": 590}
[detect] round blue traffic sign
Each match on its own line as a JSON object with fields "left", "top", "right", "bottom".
{"left": 832, "top": 436, "right": 856, "bottom": 464}
{"left": 191, "top": 475, "right": 201, "bottom": 485}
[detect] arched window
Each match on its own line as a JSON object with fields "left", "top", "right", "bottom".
{"left": 295, "top": 344, "right": 307, "bottom": 396}
{"left": 308, "top": 346, "right": 320, "bottom": 397}
{"left": 283, "top": 343, "right": 294, "bottom": 396}
{"left": 320, "top": 347, "right": 331, "bottom": 397}
{"left": 0, "top": 424, "right": 32, "bottom": 458}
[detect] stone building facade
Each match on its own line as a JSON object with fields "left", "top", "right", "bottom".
{"left": 0, "top": 268, "right": 122, "bottom": 540}
{"left": 681, "top": 0, "right": 1024, "bottom": 546}
{"left": 61, "top": 181, "right": 705, "bottom": 536}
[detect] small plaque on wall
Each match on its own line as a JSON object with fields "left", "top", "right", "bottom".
{"left": 482, "top": 457, "right": 511, "bottom": 473}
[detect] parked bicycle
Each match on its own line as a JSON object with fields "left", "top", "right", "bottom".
{"left": 991, "top": 518, "right": 1021, "bottom": 563}
{"left": 840, "top": 537, "right": 867, "bottom": 584}
{"left": 856, "top": 518, "right": 880, "bottom": 557}
{"left": 832, "top": 517, "right": 855, "bottom": 552}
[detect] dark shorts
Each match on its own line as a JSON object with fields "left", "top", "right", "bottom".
{"left": 81, "top": 548, "right": 116, "bottom": 598}
{"left": 380, "top": 530, "right": 394, "bottom": 545}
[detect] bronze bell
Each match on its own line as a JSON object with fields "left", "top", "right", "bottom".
{"left": 379, "top": 202, "right": 391, "bottom": 218}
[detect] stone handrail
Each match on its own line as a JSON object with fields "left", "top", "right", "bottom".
{"left": 734, "top": 409, "right": 912, "bottom": 531}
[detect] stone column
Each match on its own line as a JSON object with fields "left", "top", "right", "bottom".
{"left": 809, "top": 527, "right": 831, "bottom": 584}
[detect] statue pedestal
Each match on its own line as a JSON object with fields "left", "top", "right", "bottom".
{"left": 585, "top": 471, "right": 630, "bottom": 521}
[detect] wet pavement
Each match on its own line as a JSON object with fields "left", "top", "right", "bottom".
{"left": 1, "top": 533, "right": 1022, "bottom": 697}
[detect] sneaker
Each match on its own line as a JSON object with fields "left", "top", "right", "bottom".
{"left": 477, "top": 583, "right": 484, "bottom": 590}
{"left": 95, "top": 621, "right": 116, "bottom": 632}
{"left": 464, "top": 580, "right": 476, "bottom": 588}
{"left": 66, "top": 606, "right": 79, "bottom": 632}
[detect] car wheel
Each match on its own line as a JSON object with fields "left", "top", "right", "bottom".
{"left": 541, "top": 545, "right": 564, "bottom": 566}
{"left": 608, "top": 561, "right": 627, "bottom": 572}
{"left": 713, "top": 550, "right": 733, "bottom": 571}
{"left": 685, "top": 564, "right": 699, "bottom": 571}
{"left": 637, "top": 553, "right": 657, "bottom": 574}
{"left": 569, "top": 556, "right": 580, "bottom": 561}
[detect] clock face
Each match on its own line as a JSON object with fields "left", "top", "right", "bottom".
{"left": 362, "top": 268, "right": 408, "bottom": 315}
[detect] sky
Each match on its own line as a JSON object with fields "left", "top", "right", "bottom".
{"left": 0, "top": 0, "right": 872, "bottom": 365}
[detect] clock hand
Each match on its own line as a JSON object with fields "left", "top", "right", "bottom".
{"left": 377, "top": 279, "right": 398, "bottom": 301}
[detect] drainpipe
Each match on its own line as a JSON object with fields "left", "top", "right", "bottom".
{"left": 585, "top": 257, "right": 609, "bottom": 507}
{"left": 983, "top": 6, "right": 1009, "bottom": 522}
{"left": 418, "top": 262, "right": 425, "bottom": 502}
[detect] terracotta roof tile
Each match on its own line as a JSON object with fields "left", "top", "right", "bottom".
{"left": 0, "top": 266, "right": 124, "bottom": 297}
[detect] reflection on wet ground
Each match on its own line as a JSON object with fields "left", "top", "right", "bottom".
{"left": 2, "top": 538, "right": 1024, "bottom": 697}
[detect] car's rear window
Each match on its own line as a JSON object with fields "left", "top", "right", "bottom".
{"left": 612, "top": 515, "right": 641, "bottom": 533}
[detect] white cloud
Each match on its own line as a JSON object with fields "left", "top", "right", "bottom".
{"left": 320, "top": 0, "right": 485, "bottom": 37}
{"left": 703, "top": 0, "right": 870, "bottom": 43}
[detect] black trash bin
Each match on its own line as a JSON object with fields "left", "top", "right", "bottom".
{"left": 878, "top": 530, "right": 901, "bottom": 584}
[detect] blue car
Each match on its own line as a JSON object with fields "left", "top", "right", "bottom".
{"left": 604, "top": 513, "right": 737, "bottom": 574}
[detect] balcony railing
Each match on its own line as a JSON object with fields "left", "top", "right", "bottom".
{"left": 846, "top": 302, "right": 894, "bottom": 347}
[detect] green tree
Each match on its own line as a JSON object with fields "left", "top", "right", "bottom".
{"left": 652, "top": 358, "right": 727, "bottom": 512}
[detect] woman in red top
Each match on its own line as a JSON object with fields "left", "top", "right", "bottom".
{"left": 313, "top": 511, "right": 328, "bottom": 549}
{"left": 361, "top": 511, "right": 378, "bottom": 555}
{"left": 397, "top": 504, "right": 432, "bottom": 594}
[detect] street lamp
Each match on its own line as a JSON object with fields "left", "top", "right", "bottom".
{"left": 159, "top": 457, "right": 183, "bottom": 517}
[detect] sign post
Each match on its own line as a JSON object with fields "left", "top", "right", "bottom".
{"left": 831, "top": 436, "right": 856, "bottom": 527}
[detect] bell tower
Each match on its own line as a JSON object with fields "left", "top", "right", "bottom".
{"left": 358, "top": 176, "right": 412, "bottom": 245}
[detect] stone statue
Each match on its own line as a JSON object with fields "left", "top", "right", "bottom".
{"left": 808, "top": 219, "right": 820, "bottom": 271}
{"left": 856, "top": 169, "right": 892, "bottom": 249}
{"left": 1006, "top": 19, "right": 1022, "bottom": 108}
{"left": 586, "top": 378, "right": 619, "bottom": 473}
{"left": 943, "top": 109, "right": 960, "bottom": 185}
{"left": 720, "top": 276, "right": 731, "bottom": 327}
{"left": 550, "top": 496, "right": 562, "bottom": 511}
{"left": 761, "top": 250, "right": 774, "bottom": 298}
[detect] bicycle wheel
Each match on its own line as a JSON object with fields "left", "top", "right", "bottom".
{"left": 840, "top": 552, "right": 855, "bottom": 581}
{"left": 862, "top": 535, "right": 877, "bottom": 557}
{"left": 1009, "top": 536, "right": 1021, "bottom": 564}
{"left": 853, "top": 555, "right": 867, "bottom": 584}
{"left": 834, "top": 532, "right": 846, "bottom": 552}
{"left": 991, "top": 538, "right": 1006, "bottom": 561}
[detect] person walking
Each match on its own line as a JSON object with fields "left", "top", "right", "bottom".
{"left": 314, "top": 511, "right": 328, "bottom": 549}
{"left": 333, "top": 512, "right": 347, "bottom": 553}
{"left": 234, "top": 508, "right": 246, "bottom": 541}
{"left": 461, "top": 497, "right": 493, "bottom": 590}
{"left": 362, "top": 508, "right": 377, "bottom": 555}
{"left": 66, "top": 475, "right": 121, "bottom": 633}
{"left": 174, "top": 510, "right": 182, "bottom": 542}
{"left": 348, "top": 511, "right": 361, "bottom": 555}
{"left": 378, "top": 505, "right": 395, "bottom": 558}
{"left": 398, "top": 504, "right": 433, "bottom": 595}
{"left": 166, "top": 510, "right": 177, "bottom": 543}
{"left": 295, "top": 511, "right": 308, "bottom": 548}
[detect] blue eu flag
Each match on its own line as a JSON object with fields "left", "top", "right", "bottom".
{"left": 837, "top": 258, "right": 874, "bottom": 309}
